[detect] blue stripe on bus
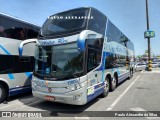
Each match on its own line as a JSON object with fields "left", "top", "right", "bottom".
{"left": 19, "top": 46, "right": 23, "bottom": 57}
{"left": 101, "top": 52, "right": 106, "bottom": 82}
{"left": 87, "top": 82, "right": 105, "bottom": 102}
{"left": 101, "top": 52, "right": 111, "bottom": 82}
{"left": 87, "top": 72, "right": 130, "bottom": 102}
{"left": 25, "top": 72, "right": 32, "bottom": 80}
{"left": 9, "top": 86, "right": 31, "bottom": 96}
{"left": 8, "top": 73, "right": 14, "bottom": 80}
{"left": 77, "top": 39, "right": 85, "bottom": 51}
{"left": 87, "top": 87, "right": 104, "bottom": 102}
{"left": 94, "top": 82, "right": 105, "bottom": 89}
{"left": 0, "top": 45, "right": 11, "bottom": 55}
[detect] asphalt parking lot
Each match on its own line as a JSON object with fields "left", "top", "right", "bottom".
{"left": 0, "top": 69, "right": 160, "bottom": 120}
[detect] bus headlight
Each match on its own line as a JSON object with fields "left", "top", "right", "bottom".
{"left": 67, "top": 84, "right": 81, "bottom": 91}
{"left": 66, "top": 81, "right": 87, "bottom": 91}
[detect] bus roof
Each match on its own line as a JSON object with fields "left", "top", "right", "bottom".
{"left": 48, "top": 7, "right": 106, "bottom": 19}
{"left": 0, "top": 12, "right": 40, "bottom": 27}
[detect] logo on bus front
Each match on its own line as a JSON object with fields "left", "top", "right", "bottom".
{"left": 41, "top": 38, "right": 68, "bottom": 45}
{"left": 67, "top": 79, "right": 79, "bottom": 85}
{"left": 48, "top": 87, "right": 52, "bottom": 92}
{"left": 58, "top": 38, "right": 67, "bottom": 44}
{"left": 41, "top": 81, "right": 49, "bottom": 87}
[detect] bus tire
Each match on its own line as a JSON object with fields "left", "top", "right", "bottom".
{"left": 0, "top": 84, "right": 7, "bottom": 103}
{"left": 101, "top": 77, "right": 109, "bottom": 97}
{"left": 110, "top": 75, "right": 117, "bottom": 92}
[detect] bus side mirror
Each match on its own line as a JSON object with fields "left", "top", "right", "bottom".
{"left": 77, "top": 39, "right": 85, "bottom": 52}
{"left": 19, "top": 43, "right": 24, "bottom": 57}
{"left": 18, "top": 39, "right": 37, "bottom": 57}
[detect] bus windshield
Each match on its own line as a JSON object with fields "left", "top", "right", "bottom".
{"left": 34, "top": 43, "right": 84, "bottom": 80}
{"left": 41, "top": 8, "right": 89, "bottom": 37}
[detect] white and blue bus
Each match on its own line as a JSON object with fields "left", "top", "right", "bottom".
{"left": 19, "top": 7, "right": 134, "bottom": 105}
{"left": 0, "top": 13, "right": 40, "bottom": 103}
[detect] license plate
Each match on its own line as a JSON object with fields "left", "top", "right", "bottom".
{"left": 45, "top": 96, "right": 55, "bottom": 101}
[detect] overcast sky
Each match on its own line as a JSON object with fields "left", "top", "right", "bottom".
{"left": 0, "top": 0, "right": 160, "bottom": 55}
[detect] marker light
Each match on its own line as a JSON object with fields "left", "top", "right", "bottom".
{"left": 73, "top": 93, "right": 82, "bottom": 100}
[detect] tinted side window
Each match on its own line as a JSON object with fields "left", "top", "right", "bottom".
{"left": 0, "top": 15, "right": 26, "bottom": 39}
{"left": 105, "top": 53, "right": 126, "bottom": 69}
{"left": 0, "top": 55, "right": 13, "bottom": 74}
{"left": 87, "top": 49, "right": 101, "bottom": 72}
{"left": 106, "top": 20, "right": 130, "bottom": 47}
{"left": 13, "top": 56, "right": 34, "bottom": 73}
{"left": 106, "top": 21, "right": 121, "bottom": 43}
{"left": 105, "top": 53, "right": 115, "bottom": 69}
{"left": 117, "top": 55, "right": 126, "bottom": 67}
{"left": 86, "top": 38, "right": 104, "bottom": 50}
{"left": 0, "top": 15, "right": 39, "bottom": 40}
{"left": 0, "top": 55, "right": 34, "bottom": 74}
{"left": 88, "top": 9, "right": 107, "bottom": 35}
{"left": 26, "top": 29, "right": 39, "bottom": 39}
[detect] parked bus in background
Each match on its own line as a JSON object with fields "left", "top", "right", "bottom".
{"left": 19, "top": 7, "right": 134, "bottom": 105}
{"left": 0, "top": 13, "right": 40, "bottom": 103}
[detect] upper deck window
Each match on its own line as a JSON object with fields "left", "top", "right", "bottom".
{"left": 0, "top": 14, "right": 39, "bottom": 40}
{"left": 88, "top": 9, "right": 107, "bottom": 36}
{"left": 41, "top": 8, "right": 90, "bottom": 37}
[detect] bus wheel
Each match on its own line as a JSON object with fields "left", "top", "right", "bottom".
{"left": 101, "top": 77, "right": 109, "bottom": 97}
{"left": 0, "top": 84, "right": 7, "bottom": 103}
{"left": 110, "top": 75, "right": 117, "bottom": 92}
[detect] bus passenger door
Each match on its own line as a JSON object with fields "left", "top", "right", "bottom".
{"left": 87, "top": 48, "right": 102, "bottom": 88}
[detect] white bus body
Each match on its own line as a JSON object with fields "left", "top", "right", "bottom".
{"left": 19, "top": 7, "right": 134, "bottom": 105}
{"left": 0, "top": 13, "right": 40, "bottom": 103}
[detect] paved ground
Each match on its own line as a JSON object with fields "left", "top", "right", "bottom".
{"left": 0, "top": 69, "right": 160, "bottom": 120}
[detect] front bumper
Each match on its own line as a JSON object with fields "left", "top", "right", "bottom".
{"left": 32, "top": 86, "right": 87, "bottom": 105}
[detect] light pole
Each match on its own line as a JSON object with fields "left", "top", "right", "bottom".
{"left": 145, "top": 0, "right": 152, "bottom": 71}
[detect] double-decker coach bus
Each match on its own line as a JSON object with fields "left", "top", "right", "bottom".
{"left": 19, "top": 7, "right": 134, "bottom": 105}
{"left": 0, "top": 13, "right": 40, "bottom": 103}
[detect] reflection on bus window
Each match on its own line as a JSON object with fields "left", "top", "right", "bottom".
{"left": 0, "top": 14, "right": 39, "bottom": 40}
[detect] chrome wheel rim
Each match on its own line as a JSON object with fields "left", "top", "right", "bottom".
{"left": 112, "top": 77, "right": 116, "bottom": 89}
{"left": 104, "top": 80, "right": 109, "bottom": 92}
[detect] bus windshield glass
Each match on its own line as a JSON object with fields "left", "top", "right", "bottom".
{"left": 41, "top": 8, "right": 89, "bottom": 36}
{"left": 34, "top": 43, "right": 84, "bottom": 80}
